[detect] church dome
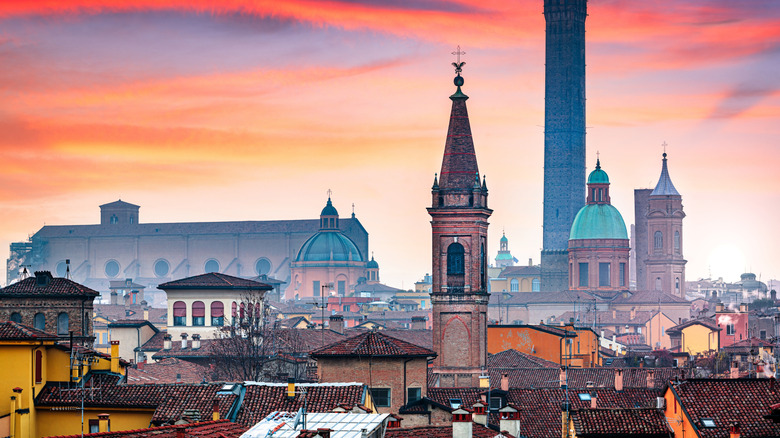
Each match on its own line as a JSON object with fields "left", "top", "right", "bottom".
{"left": 295, "top": 231, "right": 363, "bottom": 262}
{"left": 570, "top": 204, "right": 628, "bottom": 240}
{"left": 500, "top": 234, "right": 508, "bottom": 243}
{"left": 587, "top": 159, "right": 609, "bottom": 184}
{"left": 366, "top": 256, "right": 379, "bottom": 269}
{"left": 321, "top": 198, "right": 339, "bottom": 217}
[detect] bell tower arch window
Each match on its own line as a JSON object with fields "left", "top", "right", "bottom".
{"left": 654, "top": 231, "right": 663, "bottom": 252}
{"left": 447, "top": 242, "right": 465, "bottom": 293}
{"left": 674, "top": 231, "right": 681, "bottom": 253}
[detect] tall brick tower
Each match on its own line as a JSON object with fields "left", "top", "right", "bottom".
{"left": 540, "top": 0, "right": 588, "bottom": 292}
{"left": 429, "top": 59, "right": 492, "bottom": 388}
{"left": 643, "top": 152, "right": 686, "bottom": 296}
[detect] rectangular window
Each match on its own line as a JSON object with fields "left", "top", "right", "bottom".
{"left": 727, "top": 324, "right": 735, "bottom": 335}
{"left": 578, "top": 263, "right": 589, "bottom": 287}
{"left": 342, "top": 305, "right": 350, "bottom": 312}
{"left": 407, "top": 387, "right": 421, "bottom": 403}
{"left": 338, "top": 281, "right": 346, "bottom": 296}
{"left": 313, "top": 280, "right": 321, "bottom": 297}
{"left": 371, "top": 388, "right": 391, "bottom": 407}
{"left": 211, "top": 316, "right": 224, "bottom": 326}
{"left": 89, "top": 420, "right": 99, "bottom": 433}
{"left": 599, "top": 263, "right": 611, "bottom": 287}
{"left": 619, "top": 263, "right": 626, "bottom": 286}
{"left": 761, "top": 330, "right": 767, "bottom": 340}
{"left": 489, "top": 397, "right": 502, "bottom": 411}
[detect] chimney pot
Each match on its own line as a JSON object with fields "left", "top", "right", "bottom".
{"left": 181, "top": 333, "right": 188, "bottom": 349}
{"left": 501, "top": 373, "right": 509, "bottom": 391}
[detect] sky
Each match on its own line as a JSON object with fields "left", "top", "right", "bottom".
{"left": 1, "top": 0, "right": 779, "bottom": 289}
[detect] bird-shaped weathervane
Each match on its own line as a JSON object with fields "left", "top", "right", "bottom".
{"left": 452, "top": 45, "right": 466, "bottom": 76}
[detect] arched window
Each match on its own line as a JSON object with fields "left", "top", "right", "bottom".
{"left": 204, "top": 259, "right": 220, "bottom": 274}
{"left": 654, "top": 231, "right": 663, "bottom": 252}
{"left": 510, "top": 279, "right": 519, "bottom": 292}
{"left": 447, "top": 243, "right": 465, "bottom": 275}
{"left": 173, "top": 301, "right": 186, "bottom": 326}
{"left": 674, "top": 231, "right": 681, "bottom": 253}
{"left": 10, "top": 312, "right": 21, "bottom": 323}
{"left": 655, "top": 277, "right": 662, "bottom": 291}
{"left": 35, "top": 350, "right": 43, "bottom": 383}
{"left": 232, "top": 302, "right": 237, "bottom": 325}
{"left": 192, "top": 301, "right": 205, "bottom": 326}
{"left": 57, "top": 312, "right": 69, "bottom": 335}
{"left": 675, "top": 277, "right": 680, "bottom": 294}
{"left": 34, "top": 313, "right": 45, "bottom": 331}
{"left": 211, "top": 302, "right": 224, "bottom": 326}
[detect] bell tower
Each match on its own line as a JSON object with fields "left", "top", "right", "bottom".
{"left": 428, "top": 51, "right": 492, "bottom": 387}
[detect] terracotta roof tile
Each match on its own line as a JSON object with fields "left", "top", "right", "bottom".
{"left": 487, "top": 368, "right": 678, "bottom": 389}
{"left": 386, "top": 424, "right": 514, "bottom": 438}
{"left": 488, "top": 349, "right": 560, "bottom": 368}
{"left": 0, "top": 321, "right": 59, "bottom": 341}
{"left": 159, "top": 273, "right": 272, "bottom": 290}
{"left": 671, "top": 378, "right": 780, "bottom": 438}
{"left": 235, "top": 383, "right": 366, "bottom": 426}
{"left": 45, "top": 419, "right": 246, "bottom": 438}
{"left": 126, "top": 358, "right": 208, "bottom": 384}
{"left": 2, "top": 273, "right": 99, "bottom": 297}
{"left": 571, "top": 408, "right": 672, "bottom": 437}
{"left": 311, "top": 330, "right": 436, "bottom": 358}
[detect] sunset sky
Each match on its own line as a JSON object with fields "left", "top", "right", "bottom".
{"left": 1, "top": 0, "right": 779, "bottom": 288}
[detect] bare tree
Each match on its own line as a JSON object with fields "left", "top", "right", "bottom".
{"left": 207, "top": 290, "right": 308, "bottom": 382}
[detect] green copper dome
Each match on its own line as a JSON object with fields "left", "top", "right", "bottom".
{"left": 500, "top": 234, "right": 508, "bottom": 243}
{"left": 295, "top": 231, "right": 363, "bottom": 262}
{"left": 587, "top": 159, "right": 609, "bottom": 184}
{"left": 570, "top": 204, "right": 628, "bottom": 240}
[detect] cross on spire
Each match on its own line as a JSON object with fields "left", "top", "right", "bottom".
{"left": 327, "top": 188, "right": 332, "bottom": 199}
{"left": 662, "top": 141, "right": 668, "bottom": 158}
{"left": 451, "top": 45, "right": 466, "bottom": 76}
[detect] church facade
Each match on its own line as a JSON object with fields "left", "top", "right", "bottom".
{"left": 6, "top": 199, "right": 369, "bottom": 299}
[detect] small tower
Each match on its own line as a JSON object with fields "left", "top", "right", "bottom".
{"left": 495, "top": 231, "right": 516, "bottom": 268}
{"left": 568, "top": 159, "right": 630, "bottom": 296}
{"left": 428, "top": 53, "right": 492, "bottom": 387}
{"left": 366, "top": 254, "right": 380, "bottom": 284}
{"left": 644, "top": 152, "right": 686, "bottom": 296}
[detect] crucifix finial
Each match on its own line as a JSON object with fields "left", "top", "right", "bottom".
{"left": 327, "top": 188, "right": 332, "bottom": 199}
{"left": 451, "top": 45, "right": 466, "bottom": 76}
{"left": 662, "top": 141, "right": 668, "bottom": 158}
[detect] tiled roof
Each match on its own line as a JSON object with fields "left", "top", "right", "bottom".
{"left": 34, "top": 218, "right": 364, "bottom": 239}
{"left": 670, "top": 379, "right": 780, "bottom": 438}
{"left": 2, "top": 274, "right": 99, "bottom": 297}
{"left": 487, "top": 368, "right": 679, "bottom": 390}
{"left": 141, "top": 330, "right": 167, "bottom": 350}
{"left": 0, "top": 321, "right": 59, "bottom": 341}
{"left": 236, "top": 382, "right": 366, "bottom": 426}
{"left": 722, "top": 337, "right": 774, "bottom": 350}
{"left": 612, "top": 290, "right": 689, "bottom": 305}
{"left": 666, "top": 318, "right": 720, "bottom": 334}
{"left": 498, "top": 265, "right": 540, "bottom": 277}
{"left": 94, "top": 304, "right": 167, "bottom": 324}
{"left": 126, "top": 358, "right": 208, "bottom": 384}
{"left": 557, "top": 310, "right": 658, "bottom": 326}
{"left": 159, "top": 273, "right": 272, "bottom": 290}
{"left": 571, "top": 408, "right": 672, "bottom": 437}
{"left": 488, "top": 349, "right": 560, "bottom": 368}
{"left": 311, "top": 331, "right": 436, "bottom": 358}
{"left": 36, "top": 375, "right": 237, "bottom": 426}
{"left": 45, "top": 419, "right": 247, "bottom": 438}
{"left": 386, "top": 425, "right": 515, "bottom": 438}
{"left": 354, "top": 283, "right": 405, "bottom": 293}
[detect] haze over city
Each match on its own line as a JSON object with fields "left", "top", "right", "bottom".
{"left": 1, "top": 0, "right": 779, "bottom": 287}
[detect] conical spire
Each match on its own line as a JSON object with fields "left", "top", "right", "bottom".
{"left": 651, "top": 152, "right": 680, "bottom": 196}
{"left": 438, "top": 68, "right": 479, "bottom": 192}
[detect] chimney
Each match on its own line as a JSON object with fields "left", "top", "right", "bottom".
{"left": 110, "top": 291, "right": 118, "bottom": 305}
{"left": 329, "top": 315, "right": 344, "bottom": 334}
{"left": 590, "top": 392, "right": 597, "bottom": 409}
{"left": 479, "top": 374, "right": 490, "bottom": 389}
{"left": 181, "top": 333, "right": 188, "bottom": 349}
{"left": 137, "top": 359, "right": 145, "bottom": 371}
{"left": 387, "top": 414, "right": 403, "bottom": 429}
{"left": 731, "top": 361, "right": 740, "bottom": 379}
{"left": 316, "top": 428, "right": 332, "bottom": 438}
{"left": 212, "top": 398, "right": 220, "bottom": 421}
{"left": 772, "top": 290, "right": 777, "bottom": 301}
{"left": 612, "top": 309, "right": 616, "bottom": 319}
{"left": 559, "top": 366, "right": 567, "bottom": 388}
{"left": 98, "top": 413, "right": 110, "bottom": 432}
{"left": 143, "top": 309, "right": 149, "bottom": 321}
{"left": 287, "top": 378, "right": 296, "bottom": 400}
{"left": 614, "top": 369, "right": 623, "bottom": 392}
{"left": 630, "top": 307, "right": 636, "bottom": 320}
{"left": 646, "top": 369, "right": 655, "bottom": 389}
{"left": 501, "top": 373, "right": 509, "bottom": 391}
{"left": 175, "top": 425, "right": 186, "bottom": 438}
{"left": 472, "top": 402, "right": 487, "bottom": 426}
{"left": 163, "top": 334, "right": 172, "bottom": 350}
{"left": 716, "top": 303, "right": 725, "bottom": 312}
{"left": 499, "top": 404, "right": 521, "bottom": 437}
{"left": 192, "top": 334, "right": 201, "bottom": 350}
{"left": 739, "top": 303, "right": 748, "bottom": 313}
{"left": 411, "top": 316, "right": 426, "bottom": 330}
{"left": 34, "top": 271, "right": 53, "bottom": 287}
{"left": 528, "top": 258, "right": 533, "bottom": 267}
{"left": 110, "top": 341, "right": 120, "bottom": 374}
{"left": 451, "top": 408, "right": 472, "bottom": 438}
{"left": 561, "top": 402, "right": 571, "bottom": 438}
{"left": 730, "top": 422, "right": 741, "bottom": 438}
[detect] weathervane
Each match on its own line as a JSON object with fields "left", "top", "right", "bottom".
{"left": 451, "top": 45, "right": 466, "bottom": 76}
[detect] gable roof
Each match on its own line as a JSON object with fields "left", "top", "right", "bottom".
{"left": 46, "top": 419, "right": 246, "bottom": 438}
{"left": 0, "top": 321, "right": 59, "bottom": 341}
{"left": 612, "top": 290, "right": 689, "bottom": 305}
{"left": 666, "top": 318, "right": 720, "bottom": 334}
{"left": 310, "top": 330, "right": 436, "bottom": 358}
{"left": 158, "top": 273, "right": 272, "bottom": 290}
{"left": 571, "top": 408, "right": 672, "bottom": 437}
{"left": 668, "top": 379, "right": 780, "bottom": 438}
{"left": 488, "top": 349, "right": 560, "bottom": 368}
{"left": 1, "top": 273, "right": 99, "bottom": 297}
